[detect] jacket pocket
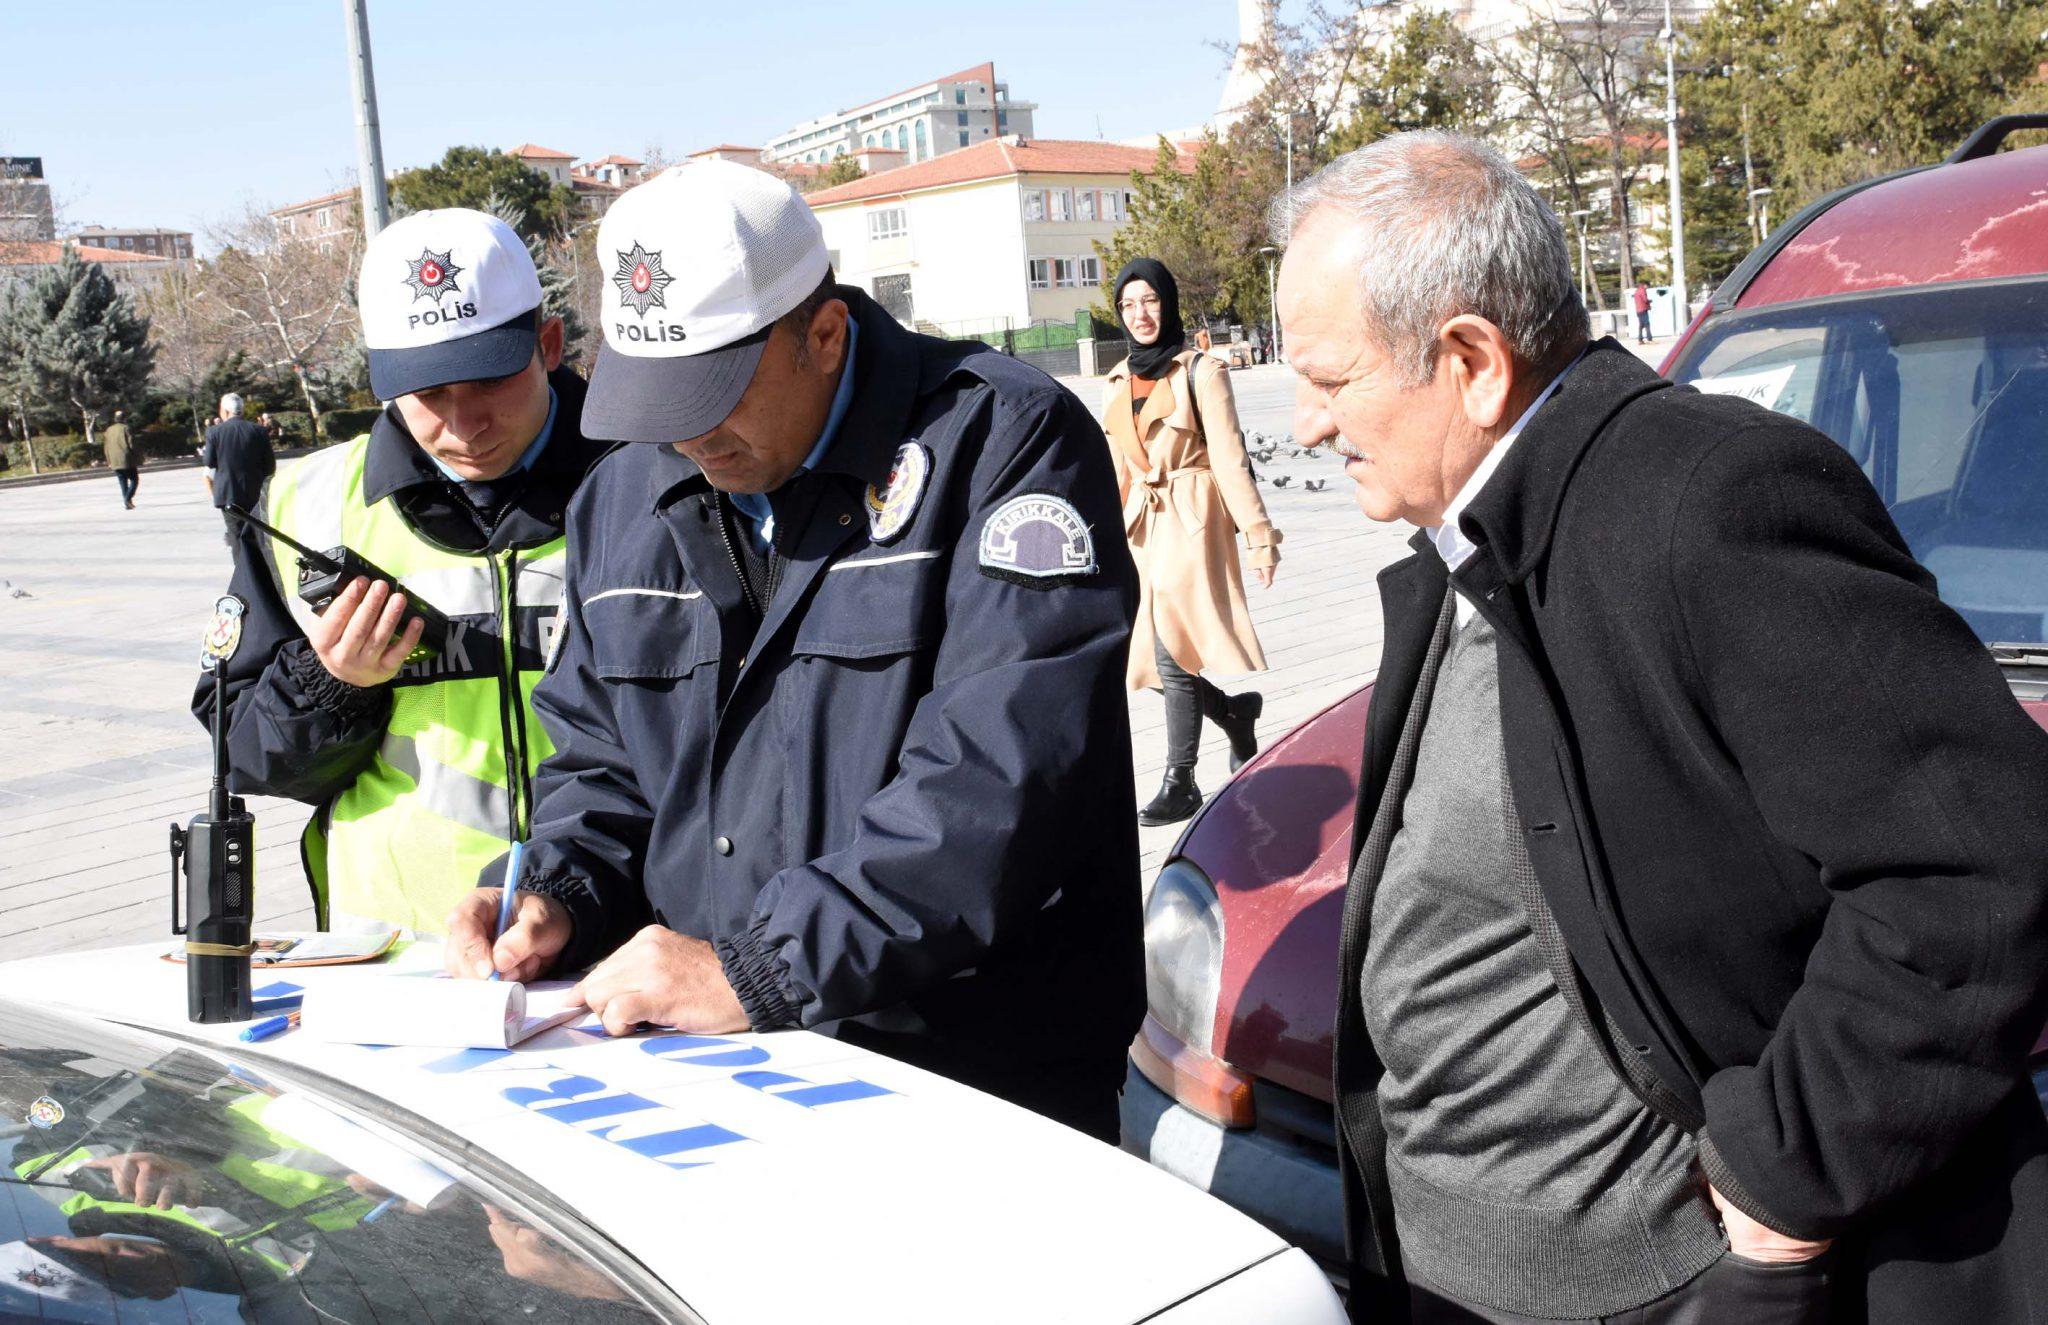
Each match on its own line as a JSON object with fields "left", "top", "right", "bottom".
{"left": 583, "top": 588, "right": 716, "bottom": 679}
{"left": 790, "top": 551, "right": 942, "bottom": 661}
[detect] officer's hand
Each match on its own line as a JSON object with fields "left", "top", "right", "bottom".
{"left": 307, "top": 577, "right": 425, "bottom": 688}
{"left": 1252, "top": 564, "right": 1276, "bottom": 590}
{"left": 88, "top": 1153, "right": 203, "bottom": 1210}
{"left": 445, "top": 889, "right": 571, "bottom": 983}
{"left": 571, "top": 926, "right": 749, "bottom": 1037}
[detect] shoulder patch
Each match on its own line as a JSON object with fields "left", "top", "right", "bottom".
{"left": 978, "top": 493, "right": 1097, "bottom": 589}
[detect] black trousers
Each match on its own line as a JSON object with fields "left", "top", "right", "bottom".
{"left": 1408, "top": 1251, "right": 1832, "bottom": 1325}
{"left": 114, "top": 468, "right": 138, "bottom": 504}
{"left": 1156, "top": 637, "right": 1229, "bottom": 770}
{"left": 1636, "top": 310, "right": 1653, "bottom": 341}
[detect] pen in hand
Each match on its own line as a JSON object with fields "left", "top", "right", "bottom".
{"left": 490, "top": 840, "right": 524, "bottom": 982}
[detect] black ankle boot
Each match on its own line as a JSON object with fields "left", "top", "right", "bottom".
{"left": 1219, "top": 692, "right": 1263, "bottom": 771}
{"left": 1138, "top": 766, "right": 1203, "bottom": 826}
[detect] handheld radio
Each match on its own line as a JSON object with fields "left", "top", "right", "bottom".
{"left": 170, "top": 595, "right": 256, "bottom": 1024}
{"left": 223, "top": 503, "right": 450, "bottom": 658}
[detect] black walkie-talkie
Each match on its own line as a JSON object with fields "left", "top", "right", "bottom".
{"left": 224, "top": 503, "right": 450, "bottom": 658}
{"left": 170, "top": 595, "right": 256, "bottom": 1024}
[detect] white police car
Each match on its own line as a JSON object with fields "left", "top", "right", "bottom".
{"left": 0, "top": 943, "right": 1344, "bottom": 1323}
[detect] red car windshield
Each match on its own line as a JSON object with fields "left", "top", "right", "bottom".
{"left": 1668, "top": 278, "right": 2048, "bottom": 646}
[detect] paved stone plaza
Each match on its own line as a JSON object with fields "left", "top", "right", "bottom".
{"left": 0, "top": 362, "right": 1453, "bottom": 960}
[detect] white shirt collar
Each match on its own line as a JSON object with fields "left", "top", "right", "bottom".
{"left": 1427, "top": 357, "right": 1577, "bottom": 575}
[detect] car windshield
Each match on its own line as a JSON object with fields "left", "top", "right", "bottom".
{"left": 0, "top": 1005, "right": 666, "bottom": 1323}
{"left": 1670, "top": 279, "right": 2048, "bottom": 646}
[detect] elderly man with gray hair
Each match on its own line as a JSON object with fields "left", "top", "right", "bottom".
{"left": 202, "top": 393, "right": 276, "bottom": 546}
{"left": 1279, "top": 131, "right": 2048, "bottom": 1323}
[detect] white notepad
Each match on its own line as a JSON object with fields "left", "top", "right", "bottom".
{"left": 299, "top": 975, "right": 595, "bottom": 1049}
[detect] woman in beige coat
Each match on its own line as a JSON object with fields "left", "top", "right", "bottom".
{"left": 1102, "top": 258, "right": 1281, "bottom": 825}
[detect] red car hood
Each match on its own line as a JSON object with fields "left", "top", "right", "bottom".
{"left": 1178, "top": 688, "right": 2048, "bottom": 1104}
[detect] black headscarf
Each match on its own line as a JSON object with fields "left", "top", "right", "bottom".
{"left": 1114, "top": 257, "right": 1186, "bottom": 381}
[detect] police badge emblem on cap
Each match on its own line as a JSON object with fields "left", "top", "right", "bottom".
{"left": 26, "top": 1095, "right": 64, "bottom": 1129}
{"left": 978, "top": 494, "right": 1097, "bottom": 588}
{"left": 199, "top": 594, "right": 247, "bottom": 670}
{"left": 866, "top": 443, "right": 930, "bottom": 544}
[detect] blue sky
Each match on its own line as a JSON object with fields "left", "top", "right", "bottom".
{"left": 2, "top": 1, "right": 1247, "bottom": 247}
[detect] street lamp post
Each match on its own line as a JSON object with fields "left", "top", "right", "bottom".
{"left": 1569, "top": 207, "right": 1594, "bottom": 312}
{"left": 1749, "top": 186, "right": 1774, "bottom": 239}
{"left": 343, "top": 0, "right": 390, "bottom": 239}
{"left": 1259, "top": 245, "right": 1280, "bottom": 362}
{"left": 1662, "top": 0, "right": 1688, "bottom": 321}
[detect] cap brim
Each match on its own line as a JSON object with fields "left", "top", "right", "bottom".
{"left": 581, "top": 327, "right": 771, "bottom": 444}
{"left": 368, "top": 311, "right": 539, "bottom": 401}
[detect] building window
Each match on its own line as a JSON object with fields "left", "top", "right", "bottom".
{"left": 865, "top": 133, "right": 877, "bottom": 147}
{"left": 868, "top": 208, "right": 908, "bottom": 240}
{"left": 1076, "top": 190, "right": 1097, "bottom": 222}
{"left": 1047, "top": 189, "right": 1072, "bottom": 223}
{"left": 998, "top": 112, "right": 1009, "bottom": 131}
{"left": 1026, "top": 258, "right": 1051, "bottom": 290}
{"left": 1052, "top": 257, "right": 1080, "bottom": 288}
{"left": 915, "top": 121, "right": 928, "bottom": 161}
{"left": 1023, "top": 190, "right": 1045, "bottom": 223}
{"left": 1077, "top": 256, "right": 1102, "bottom": 285}
{"left": 316, "top": 208, "right": 330, "bottom": 228}
{"left": 955, "top": 111, "right": 968, "bottom": 127}
{"left": 958, "top": 131, "right": 969, "bottom": 148}
{"left": 1101, "top": 190, "right": 1124, "bottom": 223}
{"left": 955, "top": 88, "right": 966, "bottom": 104}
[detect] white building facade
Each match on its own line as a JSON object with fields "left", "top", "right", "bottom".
{"left": 766, "top": 63, "right": 1037, "bottom": 167}
{"left": 807, "top": 137, "right": 1189, "bottom": 335}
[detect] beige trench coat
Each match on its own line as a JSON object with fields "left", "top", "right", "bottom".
{"left": 1103, "top": 350, "right": 1281, "bottom": 692}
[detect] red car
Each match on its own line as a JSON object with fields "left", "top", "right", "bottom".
{"left": 1121, "top": 117, "right": 2048, "bottom": 1279}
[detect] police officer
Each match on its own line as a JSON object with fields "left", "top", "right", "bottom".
{"left": 194, "top": 209, "right": 609, "bottom": 935}
{"left": 444, "top": 161, "right": 1144, "bottom": 1140}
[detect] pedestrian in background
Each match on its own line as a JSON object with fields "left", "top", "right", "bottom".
{"left": 259, "top": 412, "right": 283, "bottom": 446}
{"left": 201, "top": 394, "right": 274, "bottom": 546}
{"left": 1633, "top": 279, "right": 1653, "bottom": 344}
{"left": 1102, "top": 257, "right": 1279, "bottom": 826}
{"left": 101, "top": 409, "right": 137, "bottom": 509}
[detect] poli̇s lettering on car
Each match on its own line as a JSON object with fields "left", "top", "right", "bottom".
{"left": 1121, "top": 116, "right": 2048, "bottom": 1279}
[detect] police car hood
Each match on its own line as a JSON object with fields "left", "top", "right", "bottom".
{"left": 0, "top": 943, "right": 1296, "bottom": 1324}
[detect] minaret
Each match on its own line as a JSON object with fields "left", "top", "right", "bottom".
{"left": 1214, "top": 0, "right": 1278, "bottom": 131}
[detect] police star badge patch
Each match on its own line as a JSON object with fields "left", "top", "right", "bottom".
{"left": 865, "top": 443, "right": 931, "bottom": 544}
{"left": 613, "top": 242, "right": 675, "bottom": 317}
{"left": 978, "top": 493, "right": 1097, "bottom": 588}
{"left": 199, "top": 594, "right": 247, "bottom": 671}
{"left": 404, "top": 248, "right": 464, "bottom": 304}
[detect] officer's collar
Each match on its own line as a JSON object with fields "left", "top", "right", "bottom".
{"left": 648, "top": 288, "right": 921, "bottom": 513}
{"left": 365, "top": 367, "right": 591, "bottom": 506}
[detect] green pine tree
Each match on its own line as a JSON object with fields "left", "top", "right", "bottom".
{"left": 6, "top": 249, "right": 154, "bottom": 451}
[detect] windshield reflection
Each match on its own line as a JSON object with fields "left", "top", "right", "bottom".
{"left": 0, "top": 1015, "right": 660, "bottom": 1323}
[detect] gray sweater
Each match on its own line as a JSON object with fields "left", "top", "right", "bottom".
{"left": 1362, "top": 612, "right": 1724, "bottom": 1318}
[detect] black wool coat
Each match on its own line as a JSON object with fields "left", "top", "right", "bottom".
{"left": 1337, "top": 339, "right": 2048, "bottom": 1321}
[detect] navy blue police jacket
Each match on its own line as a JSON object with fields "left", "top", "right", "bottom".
{"left": 514, "top": 291, "right": 1144, "bottom": 1133}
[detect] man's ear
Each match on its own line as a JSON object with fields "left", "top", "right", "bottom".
{"left": 810, "top": 298, "right": 851, "bottom": 375}
{"left": 537, "top": 316, "right": 566, "bottom": 373}
{"left": 1437, "top": 314, "right": 1517, "bottom": 432}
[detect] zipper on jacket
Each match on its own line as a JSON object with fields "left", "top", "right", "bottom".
{"left": 713, "top": 494, "right": 762, "bottom": 618}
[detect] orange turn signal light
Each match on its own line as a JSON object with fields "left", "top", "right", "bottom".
{"left": 1131, "top": 1011, "right": 1257, "bottom": 1130}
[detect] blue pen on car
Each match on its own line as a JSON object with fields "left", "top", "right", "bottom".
{"left": 362, "top": 1196, "right": 402, "bottom": 1224}
{"left": 240, "top": 1011, "right": 299, "bottom": 1042}
{"left": 489, "top": 840, "right": 524, "bottom": 981}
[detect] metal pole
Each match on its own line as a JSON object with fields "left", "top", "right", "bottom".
{"left": 1663, "top": 0, "right": 1688, "bottom": 322}
{"left": 344, "top": 0, "right": 390, "bottom": 239}
{"left": 1740, "top": 98, "right": 1760, "bottom": 245}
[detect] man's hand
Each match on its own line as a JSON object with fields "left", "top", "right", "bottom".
{"left": 1252, "top": 564, "right": 1277, "bottom": 590}
{"left": 483, "top": 1205, "right": 627, "bottom": 1301}
{"left": 1710, "top": 1183, "right": 1833, "bottom": 1264}
{"left": 88, "top": 1153, "right": 203, "bottom": 1210}
{"left": 445, "top": 889, "right": 571, "bottom": 983}
{"left": 307, "top": 577, "right": 425, "bottom": 688}
{"left": 570, "top": 926, "right": 749, "bottom": 1037}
